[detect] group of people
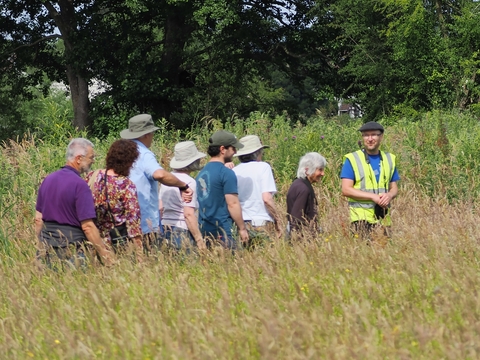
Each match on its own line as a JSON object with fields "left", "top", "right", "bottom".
{"left": 34, "top": 114, "right": 399, "bottom": 267}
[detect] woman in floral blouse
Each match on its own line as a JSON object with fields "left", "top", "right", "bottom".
{"left": 86, "top": 139, "right": 143, "bottom": 258}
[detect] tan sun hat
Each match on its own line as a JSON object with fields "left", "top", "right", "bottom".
{"left": 234, "top": 135, "right": 269, "bottom": 157}
{"left": 170, "top": 141, "right": 206, "bottom": 169}
{"left": 120, "top": 114, "right": 160, "bottom": 139}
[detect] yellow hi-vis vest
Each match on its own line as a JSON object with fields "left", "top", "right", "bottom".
{"left": 344, "top": 149, "right": 396, "bottom": 225}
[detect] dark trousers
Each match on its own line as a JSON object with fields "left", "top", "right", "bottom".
{"left": 37, "top": 242, "right": 88, "bottom": 271}
{"left": 352, "top": 221, "right": 390, "bottom": 239}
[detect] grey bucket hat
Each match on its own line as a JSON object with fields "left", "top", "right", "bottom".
{"left": 120, "top": 114, "right": 160, "bottom": 139}
{"left": 170, "top": 141, "right": 206, "bottom": 169}
{"left": 234, "top": 135, "right": 269, "bottom": 157}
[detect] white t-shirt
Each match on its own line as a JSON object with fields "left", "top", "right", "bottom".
{"left": 232, "top": 161, "right": 277, "bottom": 225}
{"left": 159, "top": 172, "right": 197, "bottom": 229}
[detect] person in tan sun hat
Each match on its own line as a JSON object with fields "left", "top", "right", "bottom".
{"left": 159, "top": 141, "right": 207, "bottom": 252}
{"left": 120, "top": 114, "right": 194, "bottom": 252}
{"left": 232, "top": 135, "right": 283, "bottom": 239}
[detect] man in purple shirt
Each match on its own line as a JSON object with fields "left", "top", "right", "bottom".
{"left": 35, "top": 138, "right": 113, "bottom": 267}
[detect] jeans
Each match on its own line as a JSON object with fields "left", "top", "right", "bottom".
{"left": 203, "top": 231, "right": 238, "bottom": 251}
{"left": 163, "top": 226, "right": 195, "bottom": 251}
{"left": 142, "top": 232, "right": 163, "bottom": 254}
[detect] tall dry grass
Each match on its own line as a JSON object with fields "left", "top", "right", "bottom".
{"left": 0, "top": 112, "right": 480, "bottom": 358}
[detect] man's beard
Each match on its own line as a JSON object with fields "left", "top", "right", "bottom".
{"left": 224, "top": 155, "right": 233, "bottom": 163}
{"left": 80, "top": 164, "right": 92, "bottom": 174}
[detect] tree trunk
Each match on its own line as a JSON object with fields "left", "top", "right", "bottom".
{"left": 43, "top": 0, "right": 91, "bottom": 130}
{"left": 66, "top": 65, "right": 91, "bottom": 130}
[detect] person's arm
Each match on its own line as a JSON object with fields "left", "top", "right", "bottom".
{"left": 183, "top": 206, "right": 206, "bottom": 250}
{"left": 81, "top": 219, "right": 115, "bottom": 266}
{"left": 35, "top": 210, "right": 43, "bottom": 238}
{"left": 341, "top": 178, "right": 382, "bottom": 204}
{"left": 153, "top": 169, "right": 193, "bottom": 202}
{"left": 159, "top": 199, "right": 164, "bottom": 218}
{"left": 378, "top": 181, "right": 398, "bottom": 208}
{"left": 262, "top": 192, "right": 283, "bottom": 238}
{"left": 225, "top": 194, "right": 249, "bottom": 242}
{"left": 34, "top": 210, "right": 46, "bottom": 255}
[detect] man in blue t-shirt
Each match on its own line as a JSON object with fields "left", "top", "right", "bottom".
{"left": 196, "top": 130, "right": 249, "bottom": 249}
{"left": 341, "top": 122, "right": 400, "bottom": 237}
{"left": 120, "top": 114, "right": 193, "bottom": 251}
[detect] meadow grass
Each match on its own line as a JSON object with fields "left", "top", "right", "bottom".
{"left": 0, "top": 111, "right": 480, "bottom": 359}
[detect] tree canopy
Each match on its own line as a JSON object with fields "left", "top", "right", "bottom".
{"left": 0, "top": 0, "right": 479, "bottom": 139}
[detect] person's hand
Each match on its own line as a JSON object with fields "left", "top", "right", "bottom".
{"left": 275, "top": 226, "right": 284, "bottom": 239}
{"left": 239, "top": 228, "right": 249, "bottom": 243}
{"left": 99, "top": 249, "right": 115, "bottom": 267}
{"left": 224, "top": 162, "right": 235, "bottom": 170}
{"left": 196, "top": 238, "right": 207, "bottom": 251}
{"left": 371, "top": 193, "right": 383, "bottom": 206}
{"left": 181, "top": 187, "right": 194, "bottom": 203}
{"left": 378, "top": 193, "right": 393, "bottom": 208}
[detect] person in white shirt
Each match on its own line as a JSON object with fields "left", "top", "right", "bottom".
{"left": 232, "top": 135, "right": 283, "bottom": 238}
{"left": 159, "top": 141, "right": 207, "bottom": 251}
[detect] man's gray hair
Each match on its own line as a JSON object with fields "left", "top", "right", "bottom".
{"left": 66, "top": 138, "right": 94, "bottom": 161}
{"left": 174, "top": 159, "right": 203, "bottom": 172}
{"left": 238, "top": 149, "right": 263, "bottom": 163}
{"left": 297, "top": 152, "right": 327, "bottom": 179}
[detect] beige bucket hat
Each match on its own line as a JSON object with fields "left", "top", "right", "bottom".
{"left": 234, "top": 135, "right": 269, "bottom": 157}
{"left": 170, "top": 141, "right": 206, "bottom": 169}
{"left": 120, "top": 114, "right": 160, "bottom": 139}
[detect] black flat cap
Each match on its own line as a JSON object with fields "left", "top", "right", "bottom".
{"left": 358, "top": 121, "right": 384, "bottom": 133}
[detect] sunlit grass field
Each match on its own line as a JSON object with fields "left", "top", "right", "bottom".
{"left": 1, "top": 111, "right": 479, "bottom": 358}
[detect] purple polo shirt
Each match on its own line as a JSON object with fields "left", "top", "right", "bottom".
{"left": 36, "top": 166, "right": 96, "bottom": 227}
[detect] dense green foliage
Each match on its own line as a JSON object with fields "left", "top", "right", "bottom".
{"left": 333, "top": 0, "right": 480, "bottom": 119}
{"left": 1, "top": 1, "right": 479, "bottom": 140}
{"left": 1, "top": 112, "right": 480, "bottom": 358}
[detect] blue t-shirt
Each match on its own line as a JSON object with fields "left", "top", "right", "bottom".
{"left": 196, "top": 162, "right": 238, "bottom": 238}
{"left": 340, "top": 153, "right": 400, "bottom": 183}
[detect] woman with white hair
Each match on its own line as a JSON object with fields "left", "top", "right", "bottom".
{"left": 286, "top": 152, "right": 327, "bottom": 236}
{"left": 159, "top": 141, "right": 207, "bottom": 251}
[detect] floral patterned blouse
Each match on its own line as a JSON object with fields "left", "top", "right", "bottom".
{"left": 85, "top": 169, "right": 142, "bottom": 242}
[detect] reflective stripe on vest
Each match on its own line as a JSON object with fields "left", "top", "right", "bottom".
{"left": 344, "top": 150, "right": 395, "bottom": 224}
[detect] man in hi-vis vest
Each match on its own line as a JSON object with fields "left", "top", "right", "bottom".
{"left": 341, "top": 122, "right": 400, "bottom": 238}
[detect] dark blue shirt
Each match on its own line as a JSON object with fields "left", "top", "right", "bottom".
{"left": 196, "top": 162, "right": 238, "bottom": 238}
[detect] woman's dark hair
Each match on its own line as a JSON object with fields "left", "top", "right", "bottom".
{"left": 106, "top": 139, "right": 139, "bottom": 176}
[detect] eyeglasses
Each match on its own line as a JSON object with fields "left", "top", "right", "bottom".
{"left": 362, "top": 133, "right": 382, "bottom": 138}
{"left": 81, "top": 154, "right": 96, "bottom": 161}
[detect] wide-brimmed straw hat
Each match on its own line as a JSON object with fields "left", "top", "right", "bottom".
{"left": 170, "top": 141, "right": 206, "bottom": 169}
{"left": 120, "top": 114, "right": 160, "bottom": 139}
{"left": 234, "top": 135, "right": 269, "bottom": 157}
